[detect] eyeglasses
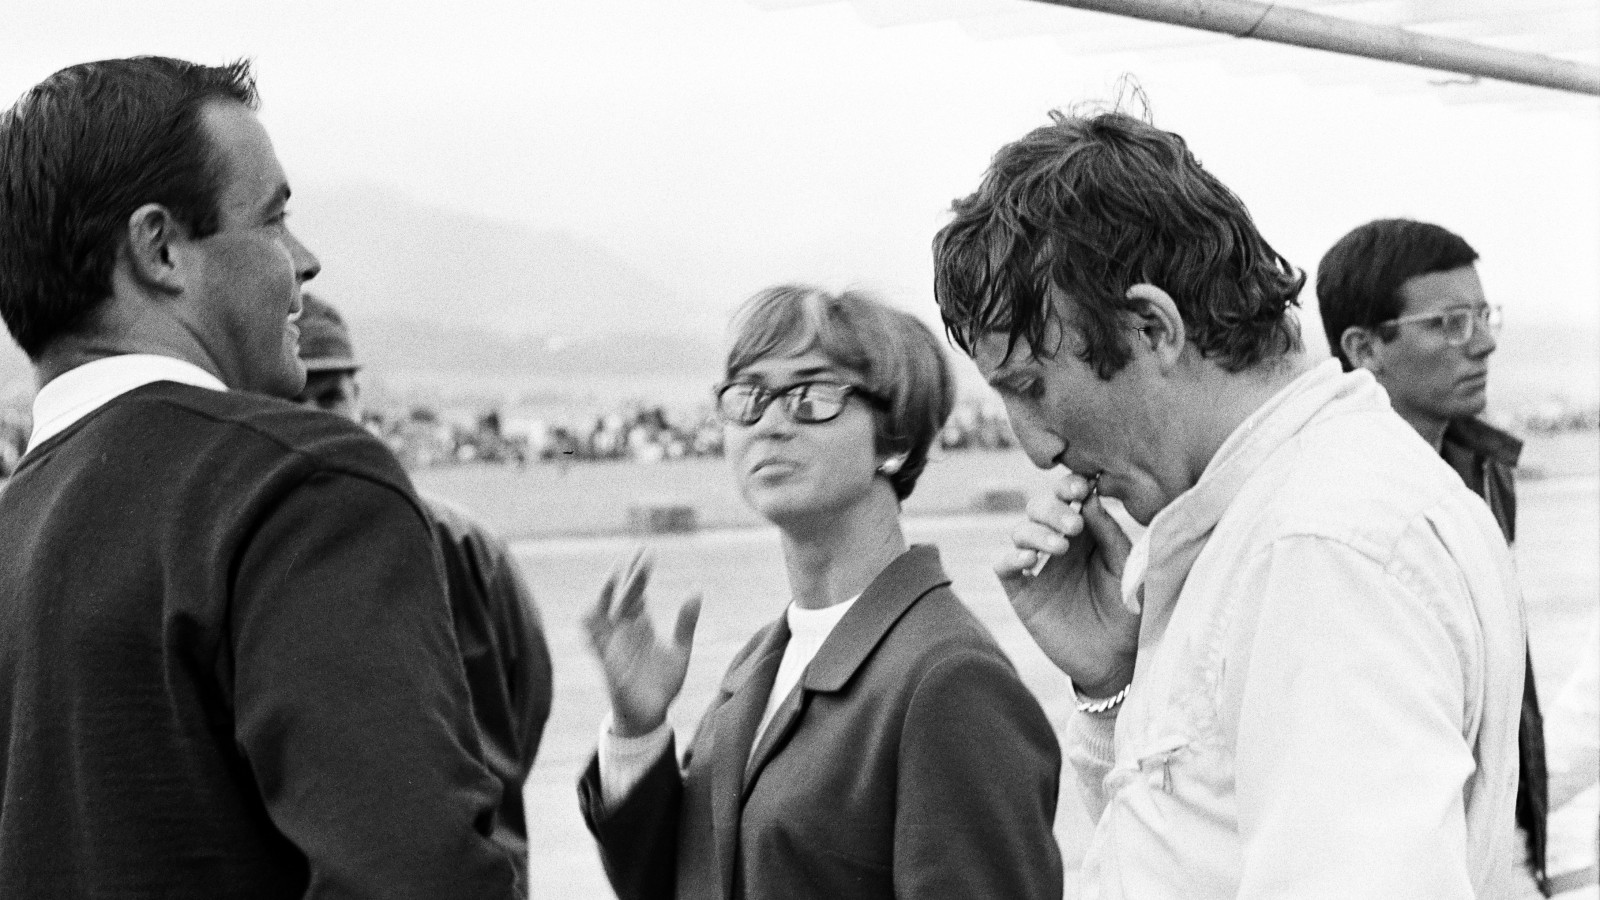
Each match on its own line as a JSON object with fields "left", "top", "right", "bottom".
{"left": 713, "top": 380, "right": 883, "bottom": 426}
{"left": 1376, "top": 304, "right": 1502, "bottom": 347}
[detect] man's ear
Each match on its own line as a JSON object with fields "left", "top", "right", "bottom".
{"left": 1340, "top": 325, "right": 1382, "bottom": 373}
{"left": 1124, "top": 283, "right": 1185, "bottom": 371}
{"left": 121, "top": 203, "right": 186, "bottom": 295}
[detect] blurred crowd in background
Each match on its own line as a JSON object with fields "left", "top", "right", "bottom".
{"left": 1, "top": 393, "right": 1593, "bottom": 477}
{"left": 0, "top": 396, "right": 1022, "bottom": 475}
{"left": 355, "top": 399, "right": 1020, "bottom": 469}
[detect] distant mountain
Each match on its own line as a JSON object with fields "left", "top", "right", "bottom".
{"left": 342, "top": 313, "right": 1598, "bottom": 415}
{"left": 0, "top": 187, "right": 1592, "bottom": 419}
{"left": 352, "top": 318, "right": 719, "bottom": 379}
{"left": 0, "top": 183, "right": 729, "bottom": 402}
{"left": 349, "top": 315, "right": 726, "bottom": 407}
{"left": 289, "top": 183, "right": 723, "bottom": 338}
{"left": 4, "top": 310, "right": 1595, "bottom": 410}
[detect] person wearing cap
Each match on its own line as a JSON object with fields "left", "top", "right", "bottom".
{"left": 292, "top": 292, "right": 554, "bottom": 885}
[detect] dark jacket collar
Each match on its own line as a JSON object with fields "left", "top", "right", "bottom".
{"left": 1443, "top": 416, "right": 1522, "bottom": 468}
{"left": 802, "top": 544, "right": 951, "bottom": 693}
{"left": 719, "top": 617, "right": 789, "bottom": 696}
{"left": 709, "top": 617, "right": 788, "bottom": 898}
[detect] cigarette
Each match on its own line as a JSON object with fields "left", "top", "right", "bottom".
{"left": 1028, "top": 474, "right": 1101, "bottom": 578}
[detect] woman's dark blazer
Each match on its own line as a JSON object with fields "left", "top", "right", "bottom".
{"left": 578, "top": 544, "right": 1063, "bottom": 900}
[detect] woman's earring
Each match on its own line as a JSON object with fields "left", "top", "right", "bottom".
{"left": 877, "top": 456, "right": 905, "bottom": 476}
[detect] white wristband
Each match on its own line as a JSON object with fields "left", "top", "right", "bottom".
{"left": 1074, "top": 683, "right": 1129, "bottom": 715}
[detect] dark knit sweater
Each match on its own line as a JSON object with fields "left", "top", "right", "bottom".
{"left": 0, "top": 381, "right": 520, "bottom": 899}
{"left": 425, "top": 494, "right": 553, "bottom": 890}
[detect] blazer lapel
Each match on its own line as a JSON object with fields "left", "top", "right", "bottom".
{"left": 709, "top": 618, "right": 788, "bottom": 900}
{"left": 743, "top": 678, "right": 806, "bottom": 797}
{"left": 707, "top": 546, "right": 949, "bottom": 894}
{"left": 802, "top": 544, "right": 951, "bottom": 695}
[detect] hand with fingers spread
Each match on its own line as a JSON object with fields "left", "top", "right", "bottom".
{"left": 997, "top": 471, "right": 1139, "bottom": 699}
{"left": 583, "top": 549, "right": 702, "bottom": 738}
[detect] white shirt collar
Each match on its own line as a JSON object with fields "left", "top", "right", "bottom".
{"left": 1119, "top": 359, "right": 1355, "bottom": 614}
{"left": 784, "top": 595, "right": 857, "bottom": 644}
{"left": 27, "top": 354, "right": 226, "bottom": 453}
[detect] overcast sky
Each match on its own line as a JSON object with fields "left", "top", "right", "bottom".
{"left": 5, "top": 0, "right": 1599, "bottom": 345}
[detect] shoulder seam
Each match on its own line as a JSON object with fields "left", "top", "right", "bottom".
{"left": 136, "top": 392, "right": 434, "bottom": 528}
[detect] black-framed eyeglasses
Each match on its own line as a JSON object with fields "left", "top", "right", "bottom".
{"left": 712, "top": 380, "right": 884, "bottom": 426}
{"left": 1376, "top": 304, "right": 1502, "bottom": 347}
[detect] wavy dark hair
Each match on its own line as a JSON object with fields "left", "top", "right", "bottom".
{"left": 0, "top": 56, "right": 257, "bottom": 358}
{"left": 1316, "top": 218, "right": 1479, "bottom": 370}
{"left": 933, "top": 108, "right": 1304, "bottom": 377}
{"left": 724, "top": 285, "right": 955, "bottom": 501}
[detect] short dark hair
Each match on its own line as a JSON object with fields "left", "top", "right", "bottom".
{"left": 0, "top": 56, "right": 258, "bottom": 358}
{"left": 933, "top": 109, "right": 1304, "bottom": 377}
{"left": 725, "top": 285, "right": 955, "bottom": 501}
{"left": 1316, "top": 219, "right": 1479, "bottom": 370}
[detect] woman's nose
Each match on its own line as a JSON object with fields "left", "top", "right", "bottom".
{"left": 750, "top": 395, "right": 796, "bottom": 435}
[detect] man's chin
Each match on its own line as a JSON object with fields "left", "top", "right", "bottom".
{"left": 1454, "top": 389, "right": 1490, "bottom": 420}
{"left": 267, "top": 360, "right": 308, "bottom": 402}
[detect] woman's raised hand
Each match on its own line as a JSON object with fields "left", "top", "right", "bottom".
{"left": 583, "top": 548, "right": 702, "bottom": 738}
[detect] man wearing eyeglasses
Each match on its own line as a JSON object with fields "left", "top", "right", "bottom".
{"left": 1317, "top": 218, "right": 1549, "bottom": 898}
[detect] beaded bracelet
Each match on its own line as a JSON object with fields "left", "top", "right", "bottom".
{"left": 1074, "top": 683, "right": 1129, "bottom": 715}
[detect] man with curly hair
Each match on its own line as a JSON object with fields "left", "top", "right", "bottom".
{"left": 934, "top": 109, "right": 1525, "bottom": 898}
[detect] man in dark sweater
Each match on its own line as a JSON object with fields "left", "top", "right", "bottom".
{"left": 289, "top": 292, "right": 554, "bottom": 883}
{"left": 1318, "top": 218, "right": 1550, "bottom": 898}
{"left": 0, "top": 57, "right": 523, "bottom": 898}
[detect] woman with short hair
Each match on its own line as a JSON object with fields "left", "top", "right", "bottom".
{"left": 579, "top": 284, "right": 1062, "bottom": 900}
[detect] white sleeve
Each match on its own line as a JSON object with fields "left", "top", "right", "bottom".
{"left": 596, "top": 713, "right": 673, "bottom": 811}
{"left": 1064, "top": 708, "right": 1118, "bottom": 822}
{"left": 1233, "top": 535, "right": 1483, "bottom": 900}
